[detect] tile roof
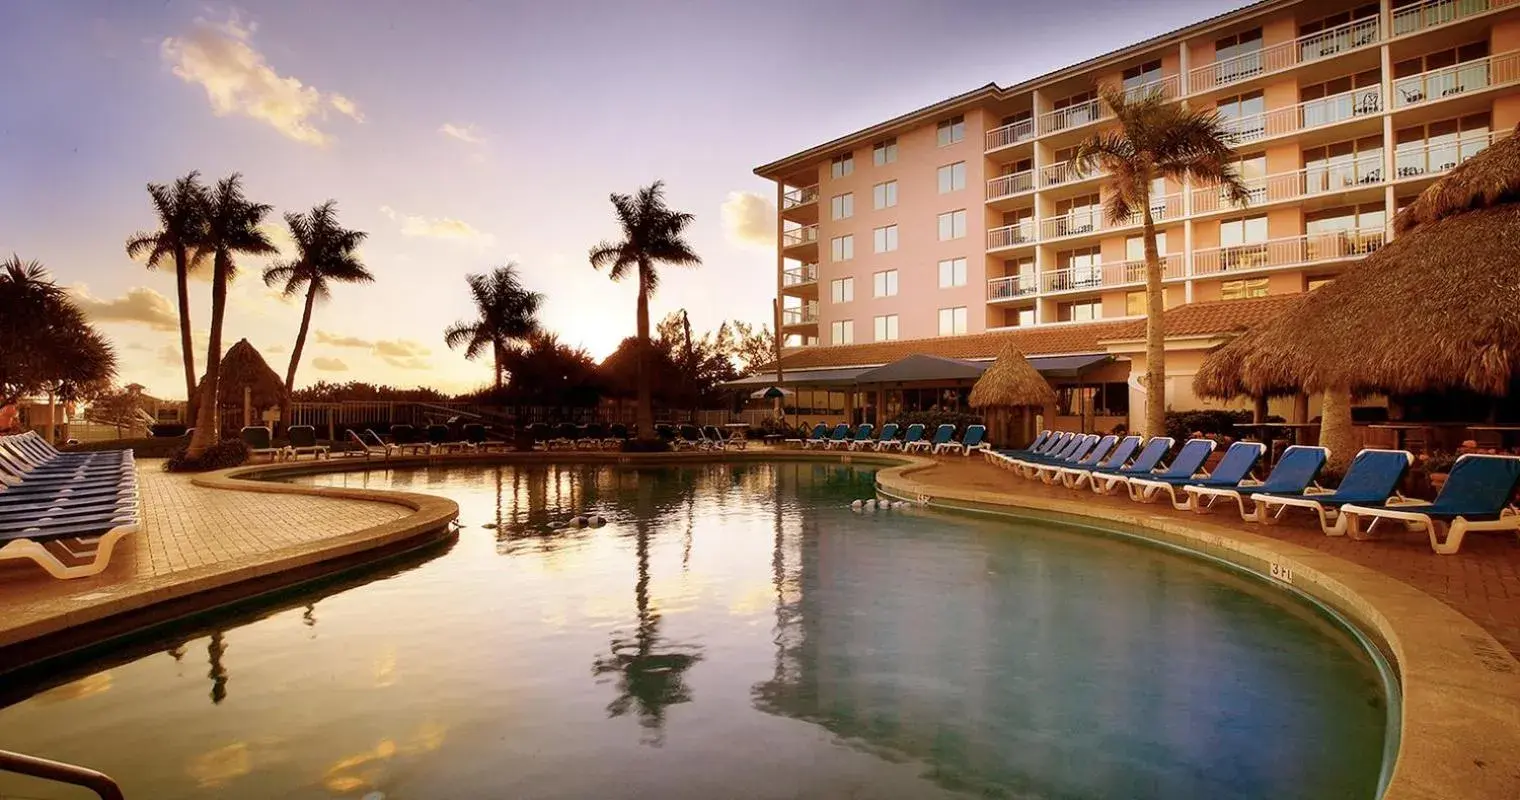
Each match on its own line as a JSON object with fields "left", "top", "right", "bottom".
{"left": 769, "top": 295, "right": 1299, "bottom": 371}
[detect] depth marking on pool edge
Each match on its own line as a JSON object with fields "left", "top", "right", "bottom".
{"left": 1462, "top": 634, "right": 1518, "bottom": 674}
{"left": 1269, "top": 562, "right": 1295, "bottom": 585}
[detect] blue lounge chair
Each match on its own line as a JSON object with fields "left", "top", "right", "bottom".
{"left": 1120, "top": 439, "right": 1218, "bottom": 502}
{"left": 859, "top": 423, "right": 898, "bottom": 451}
{"left": 831, "top": 423, "right": 873, "bottom": 450}
{"left": 1185, "top": 445, "right": 1328, "bottom": 521}
{"left": 936, "top": 424, "right": 987, "bottom": 456}
{"left": 1089, "top": 437, "right": 1177, "bottom": 494}
{"left": 0, "top": 433, "right": 141, "bottom": 579}
{"left": 986, "top": 431, "right": 1060, "bottom": 469}
{"left": 999, "top": 431, "right": 1078, "bottom": 470}
{"left": 1015, "top": 433, "right": 1096, "bottom": 477}
{"left": 675, "top": 424, "right": 708, "bottom": 450}
{"left": 799, "top": 423, "right": 831, "bottom": 449}
{"left": 1058, "top": 435, "right": 1142, "bottom": 488}
{"left": 910, "top": 424, "right": 955, "bottom": 454}
{"left": 287, "top": 425, "right": 329, "bottom": 460}
{"left": 1033, "top": 434, "right": 1117, "bottom": 484}
{"left": 807, "top": 423, "right": 848, "bottom": 450}
{"left": 881, "top": 423, "right": 923, "bottom": 452}
{"left": 1129, "top": 440, "right": 1264, "bottom": 509}
{"left": 1342, "top": 454, "right": 1520, "bottom": 554}
{"left": 1253, "top": 448, "right": 1413, "bottom": 535}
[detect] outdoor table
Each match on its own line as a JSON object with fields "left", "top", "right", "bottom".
{"left": 1367, "top": 423, "right": 1433, "bottom": 451}
{"left": 1465, "top": 425, "right": 1520, "bottom": 450}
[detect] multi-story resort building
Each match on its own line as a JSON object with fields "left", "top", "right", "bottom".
{"left": 752, "top": 0, "right": 1520, "bottom": 434}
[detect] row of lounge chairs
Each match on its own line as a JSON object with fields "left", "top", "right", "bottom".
{"left": 986, "top": 430, "right": 1520, "bottom": 554}
{"left": 793, "top": 423, "right": 987, "bottom": 456}
{"left": 0, "top": 431, "right": 140, "bottom": 578}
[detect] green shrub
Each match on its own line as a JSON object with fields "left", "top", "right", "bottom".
{"left": 1162, "top": 410, "right": 1282, "bottom": 442}
{"left": 164, "top": 440, "right": 250, "bottom": 472}
{"left": 893, "top": 410, "right": 983, "bottom": 434}
{"left": 63, "top": 438, "right": 186, "bottom": 458}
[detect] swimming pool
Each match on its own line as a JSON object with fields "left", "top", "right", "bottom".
{"left": 0, "top": 462, "right": 1391, "bottom": 798}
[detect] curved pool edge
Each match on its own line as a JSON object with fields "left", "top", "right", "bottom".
{"left": 873, "top": 458, "right": 1520, "bottom": 800}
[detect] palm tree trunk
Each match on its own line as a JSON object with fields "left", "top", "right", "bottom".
{"left": 175, "top": 247, "right": 198, "bottom": 424}
{"left": 187, "top": 253, "right": 230, "bottom": 459}
{"left": 1320, "top": 387, "right": 1356, "bottom": 472}
{"left": 635, "top": 263, "right": 655, "bottom": 440}
{"left": 285, "top": 286, "right": 317, "bottom": 394}
{"left": 493, "top": 342, "right": 504, "bottom": 392}
{"left": 1141, "top": 198, "right": 1167, "bottom": 438}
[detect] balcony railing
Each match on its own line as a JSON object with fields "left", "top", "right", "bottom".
{"left": 1039, "top": 193, "right": 1182, "bottom": 241}
{"left": 987, "top": 220, "right": 1037, "bottom": 250}
{"left": 782, "top": 263, "right": 818, "bottom": 287}
{"left": 1039, "top": 99, "right": 1107, "bottom": 135}
{"left": 985, "top": 118, "right": 1036, "bottom": 151}
{"left": 781, "top": 184, "right": 818, "bottom": 210}
{"left": 1395, "top": 129, "right": 1510, "bottom": 180}
{"left": 1393, "top": 50, "right": 1520, "bottom": 108}
{"left": 781, "top": 224, "right": 818, "bottom": 249}
{"left": 1221, "top": 87, "right": 1382, "bottom": 146}
{"left": 1189, "top": 17, "right": 1381, "bottom": 92}
{"left": 1040, "top": 254, "right": 1186, "bottom": 294}
{"left": 986, "top": 170, "right": 1035, "bottom": 201}
{"left": 782, "top": 306, "right": 819, "bottom": 326}
{"left": 1041, "top": 160, "right": 1101, "bottom": 188}
{"left": 987, "top": 274, "right": 1039, "bottom": 301}
{"left": 1192, "top": 229, "right": 1385, "bottom": 277}
{"left": 1192, "top": 154, "right": 1385, "bottom": 214}
{"left": 1122, "top": 74, "right": 1182, "bottom": 102}
{"left": 1392, "top": 0, "right": 1518, "bottom": 37}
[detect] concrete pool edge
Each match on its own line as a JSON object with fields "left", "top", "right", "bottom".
{"left": 873, "top": 458, "right": 1520, "bottom": 800}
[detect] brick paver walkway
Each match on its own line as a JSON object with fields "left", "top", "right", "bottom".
{"left": 908, "top": 458, "right": 1520, "bottom": 659}
{"left": 0, "top": 460, "right": 406, "bottom": 643}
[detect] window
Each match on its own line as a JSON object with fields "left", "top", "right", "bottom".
{"left": 1016, "top": 308, "right": 1036, "bottom": 327}
{"left": 1054, "top": 193, "right": 1101, "bottom": 236}
{"left": 1221, "top": 278, "right": 1270, "bottom": 300}
{"left": 831, "top": 153, "right": 854, "bottom": 179}
{"left": 873, "top": 138, "right": 898, "bottom": 166}
{"left": 830, "top": 193, "right": 853, "bottom": 220}
{"left": 1126, "top": 291, "right": 1147, "bottom": 316}
{"left": 937, "top": 162, "right": 967, "bottom": 193}
{"left": 873, "top": 225, "right": 899, "bottom": 253}
{"left": 938, "top": 306, "right": 968, "bottom": 336}
{"left": 873, "top": 315, "right": 899, "bottom": 341}
{"left": 1123, "top": 59, "right": 1164, "bottom": 95}
{"left": 872, "top": 180, "right": 898, "bottom": 209}
{"left": 1394, "top": 41, "right": 1490, "bottom": 106}
{"left": 1395, "top": 113, "right": 1492, "bottom": 178}
{"left": 830, "top": 320, "right": 854, "bottom": 345}
{"left": 937, "top": 209, "right": 967, "bottom": 241}
{"left": 1220, "top": 215, "right": 1269, "bottom": 246}
{"left": 1216, "top": 91, "right": 1266, "bottom": 140}
{"left": 1300, "top": 70, "right": 1382, "bottom": 126}
{"left": 1306, "top": 203, "right": 1386, "bottom": 236}
{"left": 936, "top": 115, "right": 965, "bottom": 146}
{"left": 873, "top": 269, "right": 898, "bottom": 298}
{"left": 1057, "top": 300, "right": 1102, "bottom": 322}
{"left": 830, "top": 234, "right": 854, "bottom": 262}
{"left": 937, "top": 258, "right": 967, "bottom": 288}
{"left": 1215, "top": 28, "right": 1263, "bottom": 81}
{"left": 830, "top": 277, "right": 854, "bottom": 304}
{"left": 1057, "top": 383, "right": 1130, "bottom": 417}
{"left": 1306, "top": 275, "right": 1335, "bottom": 291}
{"left": 1125, "top": 232, "right": 1168, "bottom": 261}
{"left": 1298, "top": 5, "right": 1379, "bottom": 60}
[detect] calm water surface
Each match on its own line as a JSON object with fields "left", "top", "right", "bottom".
{"left": 0, "top": 463, "right": 1388, "bottom": 799}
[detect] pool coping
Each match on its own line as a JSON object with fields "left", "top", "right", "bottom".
{"left": 871, "top": 457, "right": 1520, "bottom": 800}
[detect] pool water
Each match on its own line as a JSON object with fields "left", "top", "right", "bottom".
{"left": 0, "top": 462, "right": 1389, "bottom": 799}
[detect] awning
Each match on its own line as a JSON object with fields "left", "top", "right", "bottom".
{"left": 1028, "top": 353, "right": 1112, "bottom": 379}
{"left": 722, "top": 366, "right": 873, "bottom": 389}
{"left": 853, "top": 354, "right": 988, "bottom": 385}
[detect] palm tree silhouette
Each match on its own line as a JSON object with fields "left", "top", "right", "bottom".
{"left": 588, "top": 181, "right": 700, "bottom": 440}
{"left": 126, "top": 172, "right": 208, "bottom": 420}
{"left": 207, "top": 630, "right": 229, "bottom": 705}
{"left": 444, "top": 265, "right": 543, "bottom": 392}
{"left": 186, "top": 174, "right": 275, "bottom": 458}
{"left": 262, "top": 200, "right": 372, "bottom": 394}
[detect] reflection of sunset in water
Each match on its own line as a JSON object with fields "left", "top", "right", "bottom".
{"left": 33, "top": 671, "right": 112, "bottom": 704}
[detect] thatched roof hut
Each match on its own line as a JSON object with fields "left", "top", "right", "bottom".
{"left": 1195, "top": 125, "right": 1520, "bottom": 399}
{"left": 969, "top": 343, "right": 1057, "bottom": 409}
{"left": 196, "top": 339, "right": 287, "bottom": 410}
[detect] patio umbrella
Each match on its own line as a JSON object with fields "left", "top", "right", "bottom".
{"left": 749, "top": 386, "right": 794, "bottom": 400}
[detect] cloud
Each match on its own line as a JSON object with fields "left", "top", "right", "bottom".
{"left": 311, "top": 356, "right": 348, "bottom": 372}
{"left": 374, "top": 339, "right": 431, "bottom": 369}
{"left": 265, "top": 344, "right": 287, "bottom": 354}
{"left": 157, "top": 346, "right": 181, "bottom": 366}
{"left": 720, "top": 191, "right": 775, "bottom": 249}
{"left": 72, "top": 285, "right": 180, "bottom": 331}
{"left": 315, "top": 330, "right": 373, "bottom": 348}
{"left": 124, "top": 342, "right": 150, "bottom": 352}
{"left": 439, "top": 123, "right": 485, "bottom": 144}
{"left": 160, "top": 13, "right": 360, "bottom": 146}
{"left": 379, "top": 206, "right": 494, "bottom": 246}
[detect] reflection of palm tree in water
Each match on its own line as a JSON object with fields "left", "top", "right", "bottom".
{"left": 591, "top": 478, "right": 702, "bottom": 746}
{"left": 208, "top": 630, "right": 229, "bottom": 705}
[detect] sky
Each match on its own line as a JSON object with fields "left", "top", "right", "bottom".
{"left": 0, "top": 0, "right": 1242, "bottom": 398}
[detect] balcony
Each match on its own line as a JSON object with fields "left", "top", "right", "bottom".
{"left": 781, "top": 263, "right": 818, "bottom": 290}
{"left": 985, "top": 118, "right": 1036, "bottom": 153}
{"left": 1040, "top": 255, "right": 1186, "bottom": 295}
{"left": 986, "top": 170, "right": 1035, "bottom": 203}
{"left": 781, "top": 306, "right": 819, "bottom": 326}
{"left": 1039, "top": 99, "right": 1107, "bottom": 136}
{"left": 987, "top": 220, "right": 1037, "bottom": 251}
{"left": 1222, "top": 87, "right": 1383, "bottom": 146}
{"left": 1191, "top": 228, "right": 1385, "bottom": 277}
{"left": 1392, "top": 51, "right": 1520, "bottom": 108}
{"left": 1191, "top": 154, "right": 1385, "bottom": 214}
{"left": 986, "top": 274, "right": 1039, "bottom": 301}
{"left": 1041, "top": 160, "right": 1102, "bottom": 189}
{"left": 1122, "top": 74, "right": 1182, "bottom": 103}
{"left": 1392, "top": 0, "right": 1519, "bottom": 37}
{"left": 1039, "top": 193, "right": 1183, "bottom": 241}
{"left": 1189, "top": 17, "right": 1381, "bottom": 93}
{"left": 781, "top": 224, "right": 818, "bottom": 252}
{"left": 781, "top": 184, "right": 818, "bottom": 210}
{"left": 1394, "top": 129, "right": 1510, "bottom": 180}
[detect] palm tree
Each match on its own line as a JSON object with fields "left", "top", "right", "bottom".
{"left": 444, "top": 265, "right": 544, "bottom": 392}
{"left": 125, "top": 172, "right": 207, "bottom": 419}
{"left": 1072, "top": 84, "right": 1249, "bottom": 437}
{"left": 262, "top": 201, "right": 372, "bottom": 393}
{"left": 0, "top": 257, "right": 117, "bottom": 438}
{"left": 186, "top": 175, "right": 275, "bottom": 459}
{"left": 589, "top": 181, "right": 701, "bottom": 440}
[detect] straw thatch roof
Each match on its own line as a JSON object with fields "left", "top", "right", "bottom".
{"left": 969, "top": 343, "right": 1057, "bottom": 409}
{"left": 1195, "top": 127, "right": 1520, "bottom": 399}
{"left": 196, "top": 339, "right": 287, "bottom": 409}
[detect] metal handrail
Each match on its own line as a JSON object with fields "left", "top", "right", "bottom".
{"left": 0, "top": 749, "right": 125, "bottom": 799}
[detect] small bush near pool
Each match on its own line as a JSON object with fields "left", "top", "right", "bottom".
{"left": 165, "top": 440, "right": 250, "bottom": 472}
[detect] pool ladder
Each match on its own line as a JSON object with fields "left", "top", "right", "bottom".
{"left": 0, "top": 749, "right": 124, "bottom": 799}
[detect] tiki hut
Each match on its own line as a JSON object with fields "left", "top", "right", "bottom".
{"left": 195, "top": 339, "right": 287, "bottom": 437}
{"left": 1195, "top": 124, "right": 1520, "bottom": 465}
{"left": 970, "top": 343, "right": 1057, "bottom": 447}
